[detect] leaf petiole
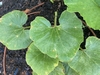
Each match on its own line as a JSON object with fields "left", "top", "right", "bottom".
{"left": 54, "top": 11, "right": 57, "bottom": 27}
{"left": 23, "top": 26, "right": 30, "bottom": 30}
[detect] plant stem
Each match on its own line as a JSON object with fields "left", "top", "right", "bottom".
{"left": 79, "top": 47, "right": 83, "bottom": 51}
{"left": 23, "top": 26, "right": 30, "bottom": 29}
{"left": 27, "top": 11, "right": 40, "bottom": 15}
{"left": 54, "top": 11, "right": 57, "bottom": 27}
{"left": 81, "top": 20, "right": 97, "bottom": 37}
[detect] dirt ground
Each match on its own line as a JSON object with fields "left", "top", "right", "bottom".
{"left": 0, "top": 0, "right": 66, "bottom": 75}
{"left": 0, "top": 0, "right": 100, "bottom": 75}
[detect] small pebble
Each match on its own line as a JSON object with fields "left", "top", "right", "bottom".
{"left": 0, "top": 48, "right": 4, "bottom": 53}
{"left": 14, "top": 68, "right": 19, "bottom": 75}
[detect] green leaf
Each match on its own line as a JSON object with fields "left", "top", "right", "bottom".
{"left": 63, "top": 63, "right": 79, "bottom": 75}
{"left": 32, "top": 63, "right": 65, "bottom": 75}
{"left": 30, "top": 10, "right": 83, "bottom": 62}
{"left": 49, "top": 63, "right": 65, "bottom": 75}
{"left": 68, "top": 37, "right": 100, "bottom": 75}
{"left": 64, "top": 0, "right": 100, "bottom": 30}
{"left": 94, "top": 0, "right": 100, "bottom": 7}
{"left": 0, "top": 10, "right": 32, "bottom": 50}
{"left": 26, "top": 43, "right": 59, "bottom": 75}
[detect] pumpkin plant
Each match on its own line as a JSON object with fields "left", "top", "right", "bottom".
{"left": 0, "top": 0, "right": 100, "bottom": 75}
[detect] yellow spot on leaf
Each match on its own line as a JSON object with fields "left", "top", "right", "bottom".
{"left": 75, "top": 27, "right": 77, "bottom": 28}
{"left": 9, "top": 23, "right": 12, "bottom": 26}
{"left": 16, "top": 35, "right": 19, "bottom": 37}
{"left": 53, "top": 50, "right": 56, "bottom": 52}
{"left": 54, "top": 63, "right": 58, "bottom": 67}
{"left": 14, "top": 45, "right": 17, "bottom": 47}
{"left": 45, "top": 72, "right": 48, "bottom": 75}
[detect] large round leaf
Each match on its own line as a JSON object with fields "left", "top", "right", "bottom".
{"left": 49, "top": 63, "right": 65, "bottom": 75}
{"left": 0, "top": 10, "right": 32, "bottom": 50}
{"left": 26, "top": 43, "right": 59, "bottom": 75}
{"left": 64, "top": 0, "right": 100, "bottom": 30}
{"left": 68, "top": 37, "right": 100, "bottom": 75}
{"left": 30, "top": 10, "right": 83, "bottom": 62}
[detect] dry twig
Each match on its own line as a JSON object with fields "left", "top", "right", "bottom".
{"left": 24, "top": 2, "right": 44, "bottom": 14}
{"left": 3, "top": 47, "right": 7, "bottom": 75}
